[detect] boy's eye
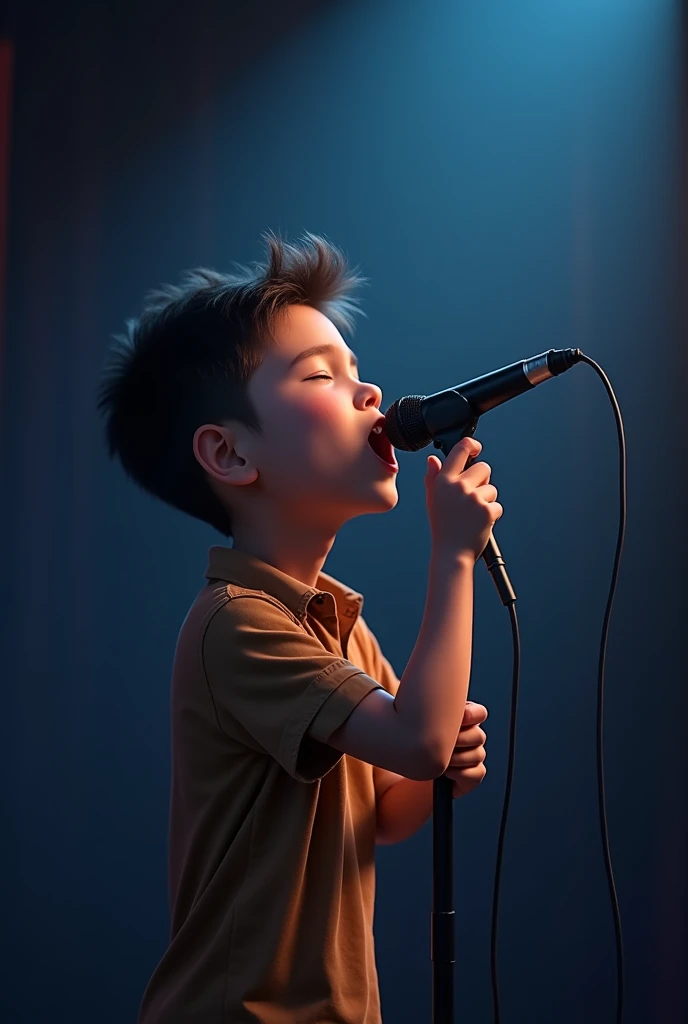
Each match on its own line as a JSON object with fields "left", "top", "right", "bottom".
{"left": 306, "top": 374, "right": 332, "bottom": 381}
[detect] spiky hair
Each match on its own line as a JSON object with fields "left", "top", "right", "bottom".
{"left": 97, "top": 231, "right": 366, "bottom": 535}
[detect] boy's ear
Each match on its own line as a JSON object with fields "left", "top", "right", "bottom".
{"left": 193, "top": 424, "right": 258, "bottom": 486}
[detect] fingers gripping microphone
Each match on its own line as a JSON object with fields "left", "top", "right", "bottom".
{"left": 383, "top": 348, "right": 583, "bottom": 453}
{"left": 382, "top": 348, "right": 583, "bottom": 605}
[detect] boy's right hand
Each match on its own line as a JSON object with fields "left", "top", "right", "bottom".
{"left": 424, "top": 437, "right": 503, "bottom": 563}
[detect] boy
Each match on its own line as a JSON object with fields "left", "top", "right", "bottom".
{"left": 98, "top": 232, "right": 501, "bottom": 1023}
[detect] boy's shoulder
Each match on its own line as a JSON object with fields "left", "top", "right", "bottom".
{"left": 178, "top": 545, "right": 390, "bottom": 679}
{"left": 170, "top": 548, "right": 396, "bottom": 780}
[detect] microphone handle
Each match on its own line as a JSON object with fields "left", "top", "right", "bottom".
{"left": 464, "top": 452, "right": 516, "bottom": 605}
{"left": 437, "top": 448, "right": 517, "bottom": 605}
{"left": 481, "top": 533, "right": 516, "bottom": 606}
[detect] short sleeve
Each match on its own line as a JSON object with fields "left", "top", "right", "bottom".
{"left": 202, "top": 595, "right": 386, "bottom": 783}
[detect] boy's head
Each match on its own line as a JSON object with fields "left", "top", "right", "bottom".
{"left": 98, "top": 232, "right": 399, "bottom": 542}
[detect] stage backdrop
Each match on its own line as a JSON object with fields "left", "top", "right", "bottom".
{"left": 1, "top": 1, "right": 686, "bottom": 1021}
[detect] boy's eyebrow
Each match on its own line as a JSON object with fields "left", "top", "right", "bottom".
{"left": 288, "top": 344, "right": 359, "bottom": 371}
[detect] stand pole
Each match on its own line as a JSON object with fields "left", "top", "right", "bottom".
{"left": 430, "top": 431, "right": 516, "bottom": 1023}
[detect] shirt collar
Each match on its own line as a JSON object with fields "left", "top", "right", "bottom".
{"left": 204, "top": 545, "right": 364, "bottom": 625}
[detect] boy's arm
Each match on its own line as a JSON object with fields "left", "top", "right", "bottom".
{"left": 374, "top": 767, "right": 433, "bottom": 846}
{"left": 375, "top": 700, "right": 489, "bottom": 844}
{"left": 327, "top": 551, "right": 475, "bottom": 777}
{"left": 375, "top": 776, "right": 434, "bottom": 845}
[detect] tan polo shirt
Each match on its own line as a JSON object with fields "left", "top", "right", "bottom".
{"left": 137, "top": 545, "right": 401, "bottom": 1024}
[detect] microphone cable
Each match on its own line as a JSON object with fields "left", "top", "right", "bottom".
{"left": 489, "top": 351, "right": 626, "bottom": 1023}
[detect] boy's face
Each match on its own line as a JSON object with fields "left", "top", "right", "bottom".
{"left": 218, "top": 303, "right": 399, "bottom": 531}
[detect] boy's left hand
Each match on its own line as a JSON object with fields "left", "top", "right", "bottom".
{"left": 443, "top": 701, "right": 488, "bottom": 798}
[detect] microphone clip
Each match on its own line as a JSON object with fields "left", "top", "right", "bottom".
{"left": 427, "top": 391, "right": 480, "bottom": 458}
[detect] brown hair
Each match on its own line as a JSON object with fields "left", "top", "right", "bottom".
{"left": 97, "top": 231, "right": 366, "bottom": 536}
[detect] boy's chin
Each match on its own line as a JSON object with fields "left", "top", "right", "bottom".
{"left": 366, "top": 481, "right": 399, "bottom": 511}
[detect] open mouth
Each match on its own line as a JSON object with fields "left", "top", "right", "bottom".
{"left": 368, "top": 425, "right": 398, "bottom": 469}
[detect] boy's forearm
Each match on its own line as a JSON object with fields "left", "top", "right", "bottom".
{"left": 393, "top": 550, "right": 475, "bottom": 771}
{"left": 375, "top": 778, "right": 434, "bottom": 845}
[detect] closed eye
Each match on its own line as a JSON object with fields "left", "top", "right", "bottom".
{"left": 306, "top": 374, "right": 332, "bottom": 381}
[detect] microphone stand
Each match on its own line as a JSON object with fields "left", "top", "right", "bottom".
{"left": 430, "top": 416, "right": 517, "bottom": 1024}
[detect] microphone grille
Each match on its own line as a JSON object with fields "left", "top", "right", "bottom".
{"left": 384, "top": 395, "right": 431, "bottom": 452}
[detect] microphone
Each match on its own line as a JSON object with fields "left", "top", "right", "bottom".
{"left": 383, "top": 348, "right": 583, "bottom": 452}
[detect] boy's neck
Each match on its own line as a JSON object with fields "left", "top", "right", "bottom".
{"left": 230, "top": 527, "right": 338, "bottom": 590}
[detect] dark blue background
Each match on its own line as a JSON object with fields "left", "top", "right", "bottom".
{"left": 1, "top": 1, "right": 686, "bottom": 1020}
